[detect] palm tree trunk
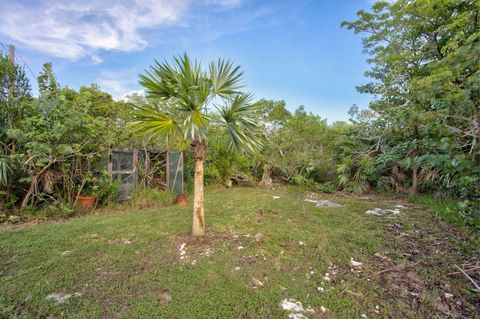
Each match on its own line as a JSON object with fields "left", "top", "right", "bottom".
{"left": 192, "top": 140, "right": 206, "bottom": 236}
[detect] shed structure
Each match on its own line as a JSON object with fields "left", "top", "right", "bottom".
{"left": 106, "top": 149, "right": 184, "bottom": 199}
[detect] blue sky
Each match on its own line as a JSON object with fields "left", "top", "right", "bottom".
{"left": 0, "top": 0, "right": 374, "bottom": 122}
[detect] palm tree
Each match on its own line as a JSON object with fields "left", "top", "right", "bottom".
{"left": 133, "top": 54, "right": 261, "bottom": 236}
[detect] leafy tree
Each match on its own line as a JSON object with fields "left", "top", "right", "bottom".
{"left": 343, "top": 0, "right": 479, "bottom": 190}
{"left": 0, "top": 53, "right": 31, "bottom": 202}
{"left": 343, "top": 0, "right": 479, "bottom": 224}
{"left": 37, "top": 63, "right": 58, "bottom": 96}
{"left": 250, "top": 99, "right": 291, "bottom": 186}
{"left": 253, "top": 99, "right": 291, "bottom": 135}
{"left": 203, "top": 124, "right": 253, "bottom": 187}
{"left": 133, "top": 54, "right": 261, "bottom": 236}
{"left": 0, "top": 52, "right": 31, "bottom": 142}
{"left": 0, "top": 52, "right": 31, "bottom": 105}
{"left": 0, "top": 60, "right": 135, "bottom": 211}
{"left": 9, "top": 89, "right": 121, "bottom": 208}
{"left": 270, "top": 107, "right": 331, "bottom": 181}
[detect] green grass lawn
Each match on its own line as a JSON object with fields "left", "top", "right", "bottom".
{"left": 1, "top": 187, "right": 478, "bottom": 319}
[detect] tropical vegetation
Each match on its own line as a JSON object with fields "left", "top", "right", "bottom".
{"left": 0, "top": 0, "right": 478, "bottom": 230}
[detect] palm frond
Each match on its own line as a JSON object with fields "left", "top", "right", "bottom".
{"left": 0, "top": 155, "right": 12, "bottom": 187}
{"left": 173, "top": 54, "right": 202, "bottom": 89}
{"left": 132, "top": 105, "right": 180, "bottom": 143}
{"left": 140, "top": 54, "right": 211, "bottom": 113}
{"left": 210, "top": 59, "right": 244, "bottom": 98}
{"left": 139, "top": 59, "right": 179, "bottom": 99}
{"left": 218, "top": 94, "right": 262, "bottom": 153}
{"left": 183, "top": 110, "right": 209, "bottom": 141}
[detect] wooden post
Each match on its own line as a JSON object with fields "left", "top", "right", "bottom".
{"left": 132, "top": 148, "right": 138, "bottom": 186}
{"left": 180, "top": 152, "right": 184, "bottom": 194}
{"left": 107, "top": 149, "right": 113, "bottom": 182}
{"left": 8, "top": 45, "right": 14, "bottom": 64}
{"left": 166, "top": 151, "right": 170, "bottom": 191}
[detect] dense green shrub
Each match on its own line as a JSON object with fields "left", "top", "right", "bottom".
{"left": 291, "top": 174, "right": 336, "bottom": 193}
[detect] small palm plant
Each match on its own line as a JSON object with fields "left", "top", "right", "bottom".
{"left": 133, "top": 54, "right": 261, "bottom": 236}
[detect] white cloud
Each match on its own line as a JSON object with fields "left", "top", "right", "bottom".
{"left": 95, "top": 69, "right": 139, "bottom": 99}
{"left": 97, "top": 79, "right": 131, "bottom": 99}
{"left": 91, "top": 55, "right": 104, "bottom": 64}
{"left": 0, "top": 0, "right": 242, "bottom": 61}
{"left": 121, "top": 89, "right": 145, "bottom": 101}
{"left": 205, "top": 0, "right": 243, "bottom": 9}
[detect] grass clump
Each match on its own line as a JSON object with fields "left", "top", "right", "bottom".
{"left": 409, "top": 194, "right": 470, "bottom": 227}
{"left": 129, "top": 188, "right": 175, "bottom": 210}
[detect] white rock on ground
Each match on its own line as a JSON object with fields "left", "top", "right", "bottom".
{"left": 288, "top": 314, "right": 308, "bottom": 319}
{"left": 386, "top": 209, "right": 400, "bottom": 214}
{"left": 365, "top": 208, "right": 384, "bottom": 216}
{"left": 365, "top": 207, "right": 401, "bottom": 217}
{"left": 46, "top": 292, "right": 81, "bottom": 304}
{"left": 280, "top": 299, "right": 305, "bottom": 312}
{"left": 304, "top": 199, "right": 344, "bottom": 207}
{"left": 179, "top": 243, "right": 187, "bottom": 260}
{"left": 200, "top": 247, "right": 214, "bottom": 257}
{"left": 252, "top": 277, "right": 264, "bottom": 287}
{"left": 350, "top": 258, "right": 363, "bottom": 267}
{"left": 374, "top": 252, "right": 390, "bottom": 260}
{"left": 316, "top": 200, "right": 344, "bottom": 207}
{"left": 322, "top": 273, "right": 331, "bottom": 281}
{"left": 445, "top": 293, "right": 454, "bottom": 299}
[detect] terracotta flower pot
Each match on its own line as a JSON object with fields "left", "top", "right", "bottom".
{"left": 76, "top": 196, "right": 97, "bottom": 209}
{"left": 175, "top": 194, "right": 188, "bottom": 206}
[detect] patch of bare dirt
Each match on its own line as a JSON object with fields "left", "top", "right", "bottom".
{"left": 0, "top": 217, "right": 54, "bottom": 231}
{"left": 372, "top": 209, "right": 480, "bottom": 318}
{"left": 167, "top": 231, "right": 255, "bottom": 267}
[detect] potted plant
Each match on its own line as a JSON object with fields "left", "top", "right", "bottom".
{"left": 174, "top": 193, "right": 188, "bottom": 206}
{"left": 76, "top": 174, "right": 99, "bottom": 209}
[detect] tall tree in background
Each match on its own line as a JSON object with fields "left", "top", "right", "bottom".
{"left": 343, "top": 0, "right": 479, "bottom": 198}
{"left": 37, "top": 63, "right": 58, "bottom": 97}
{"left": 0, "top": 53, "right": 31, "bottom": 194}
{"left": 133, "top": 54, "right": 261, "bottom": 236}
{"left": 0, "top": 52, "right": 31, "bottom": 135}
